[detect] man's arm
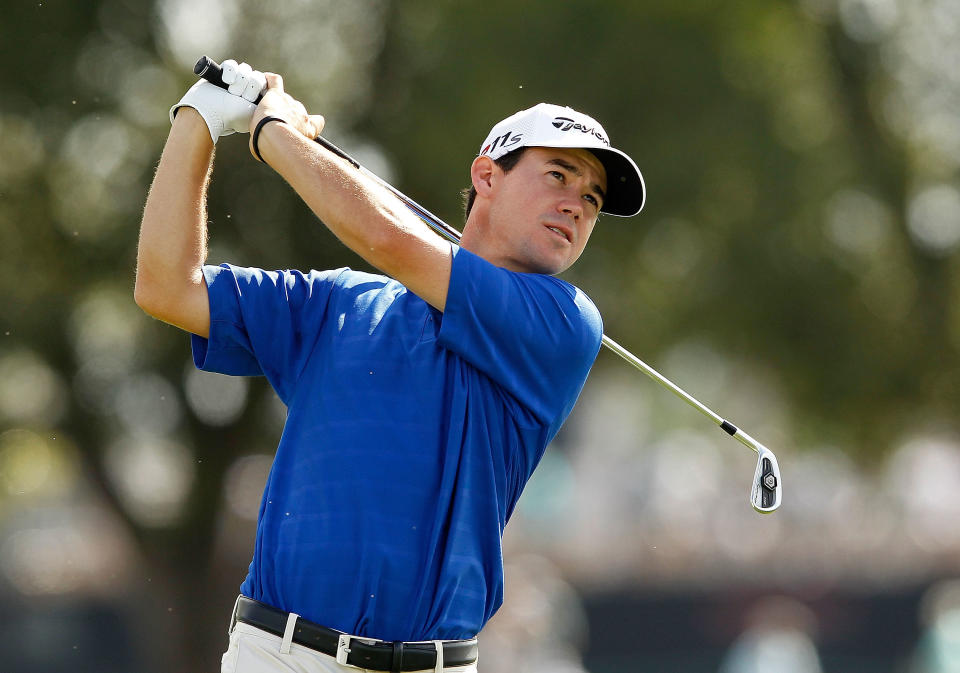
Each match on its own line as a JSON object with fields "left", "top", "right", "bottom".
{"left": 252, "top": 74, "right": 453, "bottom": 311}
{"left": 134, "top": 108, "right": 214, "bottom": 337}
{"left": 136, "top": 64, "right": 265, "bottom": 337}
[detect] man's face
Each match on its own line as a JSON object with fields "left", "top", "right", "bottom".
{"left": 482, "top": 146, "right": 607, "bottom": 275}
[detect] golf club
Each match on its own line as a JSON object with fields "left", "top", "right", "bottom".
{"left": 194, "top": 56, "right": 782, "bottom": 513}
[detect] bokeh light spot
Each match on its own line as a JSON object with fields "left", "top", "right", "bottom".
{"left": 907, "top": 184, "right": 960, "bottom": 256}
{"left": 0, "top": 349, "right": 67, "bottom": 426}
{"left": 105, "top": 435, "right": 195, "bottom": 527}
{"left": 184, "top": 366, "right": 249, "bottom": 426}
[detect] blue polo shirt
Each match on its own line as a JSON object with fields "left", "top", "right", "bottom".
{"left": 192, "top": 246, "right": 602, "bottom": 641}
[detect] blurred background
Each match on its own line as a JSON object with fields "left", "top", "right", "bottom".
{"left": 2, "top": 0, "right": 960, "bottom": 671}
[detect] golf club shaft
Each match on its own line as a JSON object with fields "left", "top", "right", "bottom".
{"left": 597, "top": 335, "right": 763, "bottom": 456}
{"left": 194, "top": 56, "right": 764, "bottom": 457}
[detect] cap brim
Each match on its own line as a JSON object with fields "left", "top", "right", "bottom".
{"left": 588, "top": 147, "right": 646, "bottom": 217}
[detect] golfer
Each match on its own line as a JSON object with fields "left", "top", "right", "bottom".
{"left": 135, "top": 60, "right": 645, "bottom": 673}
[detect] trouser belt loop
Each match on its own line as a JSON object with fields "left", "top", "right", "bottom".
{"left": 433, "top": 640, "right": 444, "bottom": 673}
{"left": 391, "top": 641, "right": 404, "bottom": 672}
{"left": 229, "top": 594, "right": 242, "bottom": 636}
{"left": 279, "top": 612, "right": 299, "bottom": 655}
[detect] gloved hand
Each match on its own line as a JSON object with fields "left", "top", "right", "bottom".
{"left": 169, "top": 60, "right": 267, "bottom": 144}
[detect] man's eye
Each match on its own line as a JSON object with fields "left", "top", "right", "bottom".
{"left": 549, "top": 171, "right": 564, "bottom": 181}
{"left": 584, "top": 194, "right": 598, "bottom": 206}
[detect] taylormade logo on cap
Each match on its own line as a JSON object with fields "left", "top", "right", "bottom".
{"left": 477, "top": 103, "right": 647, "bottom": 217}
{"left": 550, "top": 116, "right": 609, "bottom": 144}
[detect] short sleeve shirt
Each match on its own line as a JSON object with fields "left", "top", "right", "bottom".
{"left": 192, "top": 246, "right": 602, "bottom": 641}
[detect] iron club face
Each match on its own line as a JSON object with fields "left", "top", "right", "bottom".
{"left": 751, "top": 445, "right": 782, "bottom": 513}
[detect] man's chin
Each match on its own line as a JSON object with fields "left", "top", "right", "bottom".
{"left": 499, "top": 247, "right": 573, "bottom": 275}
{"left": 521, "top": 258, "right": 569, "bottom": 276}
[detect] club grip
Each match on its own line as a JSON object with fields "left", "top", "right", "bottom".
{"left": 194, "top": 55, "right": 225, "bottom": 87}
{"left": 193, "top": 55, "right": 266, "bottom": 104}
{"left": 190, "top": 56, "right": 362, "bottom": 170}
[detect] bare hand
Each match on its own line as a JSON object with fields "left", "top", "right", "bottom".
{"left": 249, "top": 73, "right": 325, "bottom": 150}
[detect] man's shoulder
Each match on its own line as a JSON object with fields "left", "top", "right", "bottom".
{"left": 530, "top": 274, "right": 603, "bottom": 334}
{"left": 542, "top": 274, "right": 596, "bottom": 306}
{"left": 448, "top": 248, "right": 602, "bottom": 339}
{"left": 454, "top": 247, "right": 598, "bottom": 307}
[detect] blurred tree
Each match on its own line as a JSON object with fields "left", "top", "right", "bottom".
{"left": 1, "top": 1, "right": 958, "bottom": 672}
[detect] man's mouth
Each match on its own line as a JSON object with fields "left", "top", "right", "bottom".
{"left": 546, "top": 225, "right": 571, "bottom": 242}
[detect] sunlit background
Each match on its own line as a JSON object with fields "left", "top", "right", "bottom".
{"left": 2, "top": 0, "right": 960, "bottom": 671}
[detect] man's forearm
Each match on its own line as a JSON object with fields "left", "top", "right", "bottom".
{"left": 135, "top": 108, "right": 215, "bottom": 335}
{"left": 256, "top": 120, "right": 453, "bottom": 310}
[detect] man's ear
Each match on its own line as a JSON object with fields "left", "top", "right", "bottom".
{"left": 470, "top": 155, "right": 497, "bottom": 198}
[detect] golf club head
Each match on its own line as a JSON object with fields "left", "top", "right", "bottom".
{"left": 750, "top": 446, "right": 782, "bottom": 513}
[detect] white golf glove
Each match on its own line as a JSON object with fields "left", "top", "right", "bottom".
{"left": 169, "top": 60, "right": 267, "bottom": 144}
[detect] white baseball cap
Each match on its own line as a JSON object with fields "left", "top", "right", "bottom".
{"left": 478, "top": 103, "right": 646, "bottom": 217}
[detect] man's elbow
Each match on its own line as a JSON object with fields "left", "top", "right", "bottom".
{"left": 134, "top": 274, "right": 162, "bottom": 318}
{"left": 134, "top": 267, "right": 176, "bottom": 320}
{"left": 133, "top": 268, "right": 210, "bottom": 337}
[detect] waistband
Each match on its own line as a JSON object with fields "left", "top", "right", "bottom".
{"left": 232, "top": 595, "right": 479, "bottom": 672}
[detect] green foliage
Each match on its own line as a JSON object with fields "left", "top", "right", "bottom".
{"left": 1, "top": 1, "right": 959, "bottom": 670}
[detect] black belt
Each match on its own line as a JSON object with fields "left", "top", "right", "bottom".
{"left": 232, "top": 596, "right": 479, "bottom": 672}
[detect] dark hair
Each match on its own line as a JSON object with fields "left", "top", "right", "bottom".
{"left": 460, "top": 147, "right": 529, "bottom": 219}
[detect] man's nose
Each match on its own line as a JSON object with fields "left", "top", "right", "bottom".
{"left": 558, "top": 191, "right": 583, "bottom": 219}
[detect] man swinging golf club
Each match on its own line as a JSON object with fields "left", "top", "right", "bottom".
{"left": 135, "top": 59, "right": 644, "bottom": 673}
